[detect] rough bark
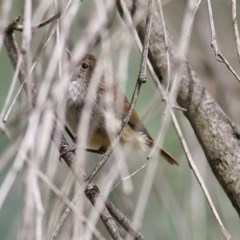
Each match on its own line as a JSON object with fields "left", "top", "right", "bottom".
{"left": 135, "top": 0, "right": 240, "bottom": 215}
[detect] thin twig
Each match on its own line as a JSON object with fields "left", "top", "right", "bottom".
{"left": 231, "top": 0, "right": 240, "bottom": 65}
{"left": 156, "top": 0, "right": 171, "bottom": 92}
{"left": 0, "top": 12, "right": 61, "bottom": 32}
{"left": 0, "top": 54, "right": 23, "bottom": 122}
{"left": 3, "top": 12, "right": 61, "bottom": 121}
{"left": 138, "top": 0, "right": 154, "bottom": 84}
{"left": 112, "top": 162, "right": 148, "bottom": 191}
{"left": 206, "top": 0, "right": 240, "bottom": 83}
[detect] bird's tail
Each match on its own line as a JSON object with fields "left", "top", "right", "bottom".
{"left": 146, "top": 138, "right": 178, "bottom": 165}
{"left": 159, "top": 148, "right": 178, "bottom": 165}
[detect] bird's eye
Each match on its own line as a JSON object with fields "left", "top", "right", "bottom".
{"left": 81, "top": 63, "right": 89, "bottom": 69}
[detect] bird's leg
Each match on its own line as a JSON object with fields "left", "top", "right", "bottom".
{"left": 86, "top": 146, "right": 106, "bottom": 154}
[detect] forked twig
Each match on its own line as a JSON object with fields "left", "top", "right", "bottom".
{"left": 206, "top": 0, "right": 240, "bottom": 83}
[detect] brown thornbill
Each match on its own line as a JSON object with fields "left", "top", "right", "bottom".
{"left": 65, "top": 54, "right": 178, "bottom": 165}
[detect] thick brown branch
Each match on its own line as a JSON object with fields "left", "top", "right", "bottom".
{"left": 134, "top": 0, "right": 240, "bottom": 215}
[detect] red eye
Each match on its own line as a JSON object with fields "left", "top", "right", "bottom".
{"left": 81, "top": 63, "right": 89, "bottom": 69}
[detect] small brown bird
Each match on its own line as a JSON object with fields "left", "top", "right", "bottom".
{"left": 65, "top": 54, "right": 178, "bottom": 165}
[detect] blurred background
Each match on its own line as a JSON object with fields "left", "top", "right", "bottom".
{"left": 0, "top": 0, "right": 240, "bottom": 239}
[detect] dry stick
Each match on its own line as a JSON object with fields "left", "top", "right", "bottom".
{"left": 106, "top": 200, "right": 144, "bottom": 240}
{"left": 231, "top": 0, "right": 240, "bottom": 65}
{"left": 4, "top": 22, "right": 124, "bottom": 240}
{"left": 137, "top": 0, "right": 154, "bottom": 84}
{"left": 206, "top": 0, "right": 240, "bottom": 83}
{"left": 114, "top": 5, "right": 185, "bottom": 228}
{"left": 112, "top": 84, "right": 230, "bottom": 239}
{"left": 88, "top": 0, "right": 153, "bottom": 182}
{"left": 0, "top": 12, "right": 61, "bottom": 32}
{"left": 156, "top": 0, "right": 171, "bottom": 93}
{"left": 112, "top": 163, "right": 147, "bottom": 191}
